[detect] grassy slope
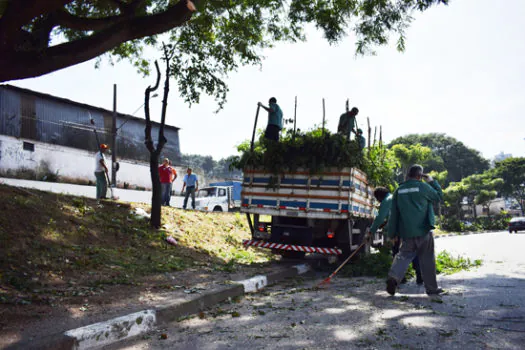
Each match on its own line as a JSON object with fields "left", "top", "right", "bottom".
{"left": 0, "top": 184, "right": 273, "bottom": 303}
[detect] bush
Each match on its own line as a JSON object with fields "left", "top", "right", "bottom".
{"left": 439, "top": 214, "right": 510, "bottom": 232}
{"left": 436, "top": 251, "right": 482, "bottom": 274}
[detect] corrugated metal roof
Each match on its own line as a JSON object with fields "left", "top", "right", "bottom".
{"left": 0, "top": 84, "right": 180, "bottom": 131}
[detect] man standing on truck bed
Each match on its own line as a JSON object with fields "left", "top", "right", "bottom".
{"left": 386, "top": 164, "right": 444, "bottom": 296}
{"left": 258, "top": 97, "right": 283, "bottom": 141}
{"left": 337, "top": 107, "right": 359, "bottom": 141}
{"left": 182, "top": 168, "right": 198, "bottom": 210}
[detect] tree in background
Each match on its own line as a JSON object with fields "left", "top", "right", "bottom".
{"left": 448, "top": 172, "right": 503, "bottom": 219}
{"left": 389, "top": 133, "right": 489, "bottom": 183}
{"left": 494, "top": 157, "right": 525, "bottom": 215}
{"left": 428, "top": 169, "right": 448, "bottom": 215}
{"left": 0, "top": 0, "right": 448, "bottom": 83}
{"left": 361, "top": 145, "right": 398, "bottom": 192}
{"left": 473, "top": 176, "right": 504, "bottom": 218}
{"left": 390, "top": 143, "right": 443, "bottom": 183}
{"left": 443, "top": 181, "right": 467, "bottom": 222}
{"left": 180, "top": 154, "right": 242, "bottom": 180}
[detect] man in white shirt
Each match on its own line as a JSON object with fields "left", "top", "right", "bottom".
{"left": 95, "top": 144, "right": 109, "bottom": 199}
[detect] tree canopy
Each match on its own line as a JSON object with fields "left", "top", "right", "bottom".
{"left": 390, "top": 143, "right": 444, "bottom": 183}
{"left": 0, "top": 0, "right": 448, "bottom": 84}
{"left": 389, "top": 133, "right": 489, "bottom": 182}
{"left": 494, "top": 157, "right": 525, "bottom": 215}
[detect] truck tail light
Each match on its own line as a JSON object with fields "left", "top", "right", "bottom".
{"left": 326, "top": 230, "right": 334, "bottom": 239}
{"left": 258, "top": 224, "right": 266, "bottom": 232}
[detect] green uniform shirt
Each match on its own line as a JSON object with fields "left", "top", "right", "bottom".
{"left": 358, "top": 135, "right": 366, "bottom": 149}
{"left": 387, "top": 179, "right": 443, "bottom": 239}
{"left": 268, "top": 102, "right": 283, "bottom": 129}
{"left": 370, "top": 193, "right": 392, "bottom": 234}
{"left": 337, "top": 112, "right": 356, "bottom": 138}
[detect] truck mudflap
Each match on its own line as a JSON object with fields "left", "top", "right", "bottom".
{"left": 243, "top": 239, "right": 342, "bottom": 255}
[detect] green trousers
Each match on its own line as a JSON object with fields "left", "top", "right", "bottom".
{"left": 95, "top": 171, "right": 107, "bottom": 199}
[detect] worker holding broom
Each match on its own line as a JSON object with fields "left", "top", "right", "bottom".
{"left": 367, "top": 187, "right": 423, "bottom": 285}
{"left": 385, "top": 165, "right": 444, "bottom": 296}
{"left": 94, "top": 144, "right": 109, "bottom": 200}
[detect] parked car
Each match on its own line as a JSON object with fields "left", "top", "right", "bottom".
{"left": 508, "top": 217, "right": 525, "bottom": 233}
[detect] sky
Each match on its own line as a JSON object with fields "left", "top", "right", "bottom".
{"left": 8, "top": 0, "right": 525, "bottom": 161}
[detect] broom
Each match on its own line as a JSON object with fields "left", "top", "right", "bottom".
{"left": 317, "top": 240, "right": 368, "bottom": 287}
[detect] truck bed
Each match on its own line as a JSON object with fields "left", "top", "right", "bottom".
{"left": 241, "top": 167, "right": 375, "bottom": 220}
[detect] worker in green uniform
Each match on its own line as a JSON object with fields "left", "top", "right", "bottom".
{"left": 337, "top": 107, "right": 358, "bottom": 140}
{"left": 367, "top": 187, "right": 392, "bottom": 236}
{"left": 386, "top": 164, "right": 444, "bottom": 296}
{"left": 357, "top": 128, "right": 366, "bottom": 149}
{"left": 367, "top": 187, "right": 423, "bottom": 285}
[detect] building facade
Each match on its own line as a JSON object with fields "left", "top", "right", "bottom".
{"left": 0, "top": 84, "right": 182, "bottom": 188}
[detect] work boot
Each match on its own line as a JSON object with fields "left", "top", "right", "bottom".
{"left": 386, "top": 277, "right": 398, "bottom": 296}
{"left": 426, "top": 287, "right": 446, "bottom": 296}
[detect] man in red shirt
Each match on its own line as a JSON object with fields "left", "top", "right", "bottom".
{"left": 168, "top": 160, "right": 177, "bottom": 206}
{"left": 159, "top": 158, "right": 174, "bottom": 206}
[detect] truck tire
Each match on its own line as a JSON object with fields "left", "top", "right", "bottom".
{"left": 213, "top": 206, "right": 222, "bottom": 212}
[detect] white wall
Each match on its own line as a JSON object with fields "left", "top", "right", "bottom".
{"left": 0, "top": 135, "right": 204, "bottom": 189}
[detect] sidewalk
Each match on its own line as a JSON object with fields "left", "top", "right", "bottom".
{"left": 2, "top": 262, "right": 311, "bottom": 349}
{"left": 0, "top": 177, "right": 184, "bottom": 207}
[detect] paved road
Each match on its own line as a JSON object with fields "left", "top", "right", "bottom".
{"left": 0, "top": 177, "right": 184, "bottom": 207}
{"left": 111, "top": 232, "right": 525, "bottom": 349}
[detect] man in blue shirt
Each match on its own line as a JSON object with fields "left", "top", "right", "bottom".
{"left": 259, "top": 97, "right": 283, "bottom": 141}
{"left": 181, "top": 168, "right": 199, "bottom": 210}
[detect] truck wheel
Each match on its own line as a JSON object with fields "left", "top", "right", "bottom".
{"left": 280, "top": 251, "right": 306, "bottom": 259}
{"left": 213, "top": 206, "right": 222, "bottom": 212}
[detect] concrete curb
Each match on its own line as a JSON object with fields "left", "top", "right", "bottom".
{"left": 434, "top": 230, "right": 501, "bottom": 239}
{"left": 15, "top": 264, "right": 310, "bottom": 350}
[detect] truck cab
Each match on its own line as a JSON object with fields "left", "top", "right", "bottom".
{"left": 195, "top": 181, "right": 242, "bottom": 212}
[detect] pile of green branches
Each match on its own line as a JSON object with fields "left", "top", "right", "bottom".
{"left": 229, "top": 128, "right": 363, "bottom": 175}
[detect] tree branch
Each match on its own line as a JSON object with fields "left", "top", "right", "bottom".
{"left": 54, "top": 10, "right": 125, "bottom": 32}
{"left": 0, "top": 0, "right": 73, "bottom": 50}
{"left": 0, "top": 0, "right": 199, "bottom": 82}
{"left": 144, "top": 61, "right": 161, "bottom": 154}
{"left": 156, "top": 44, "right": 172, "bottom": 153}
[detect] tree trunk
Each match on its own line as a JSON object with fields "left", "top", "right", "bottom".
{"left": 150, "top": 152, "right": 162, "bottom": 228}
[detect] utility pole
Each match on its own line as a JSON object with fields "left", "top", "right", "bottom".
{"left": 112, "top": 84, "right": 117, "bottom": 186}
